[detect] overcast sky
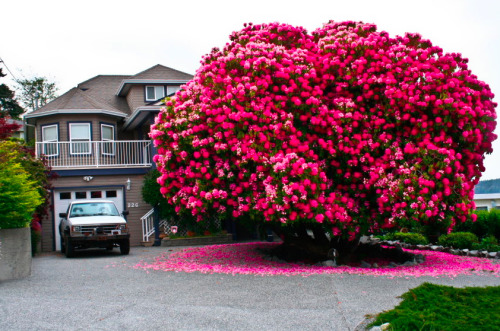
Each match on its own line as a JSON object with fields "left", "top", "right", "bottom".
{"left": 1, "top": 0, "right": 499, "bottom": 180}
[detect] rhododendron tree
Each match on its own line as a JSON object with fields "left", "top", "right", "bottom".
{"left": 151, "top": 21, "right": 497, "bottom": 260}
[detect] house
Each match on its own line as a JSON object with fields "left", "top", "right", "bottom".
{"left": 24, "top": 65, "right": 193, "bottom": 252}
{"left": 7, "top": 118, "right": 24, "bottom": 139}
{"left": 473, "top": 178, "right": 500, "bottom": 211}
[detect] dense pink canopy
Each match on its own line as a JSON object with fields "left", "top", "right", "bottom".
{"left": 151, "top": 21, "right": 497, "bottom": 239}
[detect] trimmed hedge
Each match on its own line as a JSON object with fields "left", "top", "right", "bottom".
{"left": 438, "top": 232, "right": 478, "bottom": 249}
{"left": 455, "top": 209, "right": 500, "bottom": 240}
{"left": 385, "top": 232, "right": 429, "bottom": 245}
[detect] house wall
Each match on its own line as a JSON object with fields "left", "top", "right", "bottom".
{"left": 42, "top": 172, "right": 152, "bottom": 252}
{"left": 126, "top": 86, "right": 146, "bottom": 112}
{"left": 474, "top": 198, "right": 500, "bottom": 211}
{"left": 35, "top": 114, "right": 123, "bottom": 141}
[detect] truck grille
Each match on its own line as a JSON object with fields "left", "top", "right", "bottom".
{"left": 81, "top": 225, "right": 118, "bottom": 235}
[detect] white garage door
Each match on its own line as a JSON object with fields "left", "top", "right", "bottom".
{"left": 53, "top": 188, "right": 124, "bottom": 251}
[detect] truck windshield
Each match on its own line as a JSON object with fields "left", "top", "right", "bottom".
{"left": 69, "top": 202, "right": 120, "bottom": 217}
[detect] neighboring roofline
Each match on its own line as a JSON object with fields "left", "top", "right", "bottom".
{"left": 474, "top": 193, "right": 500, "bottom": 200}
{"left": 116, "top": 79, "right": 190, "bottom": 96}
{"left": 24, "top": 109, "right": 127, "bottom": 119}
{"left": 122, "top": 106, "right": 162, "bottom": 130}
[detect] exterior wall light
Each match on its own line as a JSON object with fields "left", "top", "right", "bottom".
{"left": 83, "top": 176, "right": 93, "bottom": 182}
{"left": 126, "top": 178, "right": 131, "bottom": 191}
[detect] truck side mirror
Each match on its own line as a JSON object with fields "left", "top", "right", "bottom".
{"left": 59, "top": 213, "right": 67, "bottom": 218}
{"left": 122, "top": 210, "right": 129, "bottom": 216}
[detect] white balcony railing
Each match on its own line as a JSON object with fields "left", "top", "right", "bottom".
{"left": 35, "top": 140, "right": 152, "bottom": 169}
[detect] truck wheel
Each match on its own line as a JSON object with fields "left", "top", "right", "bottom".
{"left": 65, "top": 237, "right": 75, "bottom": 258}
{"left": 60, "top": 237, "right": 66, "bottom": 254}
{"left": 120, "top": 239, "right": 130, "bottom": 255}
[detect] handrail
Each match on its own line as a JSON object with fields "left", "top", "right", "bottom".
{"left": 35, "top": 140, "right": 152, "bottom": 169}
{"left": 141, "top": 208, "right": 168, "bottom": 242}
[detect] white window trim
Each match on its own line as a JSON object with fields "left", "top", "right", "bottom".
{"left": 101, "top": 124, "right": 115, "bottom": 156}
{"left": 69, "top": 123, "right": 91, "bottom": 155}
{"left": 41, "top": 124, "right": 59, "bottom": 157}
{"left": 145, "top": 85, "right": 165, "bottom": 101}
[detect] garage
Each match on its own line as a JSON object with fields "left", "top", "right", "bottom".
{"left": 53, "top": 187, "right": 125, "bottom": 251}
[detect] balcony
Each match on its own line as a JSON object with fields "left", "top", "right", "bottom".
{"left": 35, "top": 140, "right": 153, "bottom": 169}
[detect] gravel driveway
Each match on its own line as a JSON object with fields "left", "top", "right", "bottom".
{"left": 1, "top": 246, "right": 499, "bottom": 331}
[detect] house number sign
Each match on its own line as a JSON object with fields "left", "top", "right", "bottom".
{"left": 127, "top": 202, "right": 139, "bottom": 208}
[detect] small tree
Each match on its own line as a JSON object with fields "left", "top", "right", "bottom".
{"left": 15, "top": 76, "right": 57, "bottom": 112}
{"left": 0, "top": 142, "right": 43, "bottom": 229}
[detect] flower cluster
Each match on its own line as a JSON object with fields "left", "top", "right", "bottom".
{"left": 133, "top": 243, "right": 500, "bottom": 278}
{"left": 151, "top": 21, "right": 497, "bottom": 239}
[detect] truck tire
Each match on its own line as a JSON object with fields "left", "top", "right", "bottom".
{"left": 120, "top": 239, "right": 130, "bottom": 255}
{"left": 65, "top": 237, "right": 75, "bottom": 258}
{"left": 60, "top": 237, "right": 66, "bottom": 254}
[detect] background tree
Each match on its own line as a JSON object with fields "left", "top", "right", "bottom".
{"left": 0, "top": 68, "right": 24, "bottom": 119}
{"left": 151, "top": 21, "right": 497, "bottom": 261}
{"left": 15, "top": 76, "right": 57, "bottom": 112}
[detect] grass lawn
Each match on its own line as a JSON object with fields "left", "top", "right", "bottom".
{"left": 369, "top": 282, "right": 500, "bottom": 331}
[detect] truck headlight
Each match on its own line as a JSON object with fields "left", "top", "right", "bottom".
{"left": 72, "top": 226, "right": 81, "bottom": 232}
{"left": 118, "top": 224, "right": 128, "bottom": 232}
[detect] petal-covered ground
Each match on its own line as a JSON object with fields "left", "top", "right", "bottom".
{"left": 133, "top": 242, "right": 500, "bottom": 278}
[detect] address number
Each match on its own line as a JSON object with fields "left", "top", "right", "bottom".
{"left": 127, "top": 202, "right": 139, "bottom": 208}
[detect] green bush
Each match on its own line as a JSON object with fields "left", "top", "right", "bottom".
{"left": 0, "top": 161, "right": 43, "bottom": 228}
{"left": 455, "top": 209, "right": 500, "bottom": 240}
{"left": 385, "top": 232, "right": 429, "bottom": 245}
{"left": 471, "top": 236, "right": 500, "bottom": 252}
{"left": 438, "top": 232, "right": 478, "bottom": 249}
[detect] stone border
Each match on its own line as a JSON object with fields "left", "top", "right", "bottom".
{"left": 161, "top": 233, "right": 233, "bottom": 247}
{"left": 379, "top": 239, "right": 500, "bottom": 259}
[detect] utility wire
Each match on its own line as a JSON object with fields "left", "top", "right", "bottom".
{"left": 0, "top": 56, "right": 18, "bottom": 81}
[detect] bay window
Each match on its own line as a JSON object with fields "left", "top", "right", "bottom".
{"left": 69, "top": 123, "right": 91, "bottom": 155}
{"left": 41, "top": 124, "right": 59, "bottom": 156}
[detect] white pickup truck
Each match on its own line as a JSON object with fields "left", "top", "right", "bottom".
{"left": 58, "top": 200, "right": 130, "bottom": 257}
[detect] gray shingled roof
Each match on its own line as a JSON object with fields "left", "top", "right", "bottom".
{"left": 131, "top": 64, "right": 193, "bottom": 80}
{"left": 25, "top": 65, "right": 193, "bottom": 119}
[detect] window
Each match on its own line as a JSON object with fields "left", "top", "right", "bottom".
{"left": 70, "top": 123, "right": 91, "bottom": 155}
{"left": 90, "top": 191, "right": 102, "bottom": 199}
{"left": 167, "top": 85, "right": 181, "bottom": 96}
{"left": 106, "top": 190, "right": 117, "bottom": 198}
{"left": 75, "top": 192, "right": 87, "bottom": 199}
{"left": 101, "top": 124, "right": 115, "bottom": 155}
{"left": 41, "top": 124, "right": 58, "bottom": 156}
{"left": 59, "top": 192, "right": 71, "bottom": 200}
{"left": 476, "top": 206, "right": 488, "bottom": 211}
{"left": 145, "top": 86, "right": 165, "bottom": 101}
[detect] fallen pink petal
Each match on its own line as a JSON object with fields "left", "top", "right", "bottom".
{"left": 133, "top": 243, "right": 500, "bottom": 278}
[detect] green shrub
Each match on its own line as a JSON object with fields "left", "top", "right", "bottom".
{"left": 438, "top": 232, "right": 478, "bottom": 249}
{"left": 385, "top": 232, "right": 429, "bottom": 245}
{"left": 0, "top": 161, "right": 43, "bottom": 228}
{"left": 456, "top": 209, "right": 500, "bottom": 240}
{"left": 471, "top": 235, "right": 500, "bottom": 252}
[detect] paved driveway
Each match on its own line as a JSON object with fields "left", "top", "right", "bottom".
{"left": 1, "top": 246, "right": 499, "bottom": 331}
